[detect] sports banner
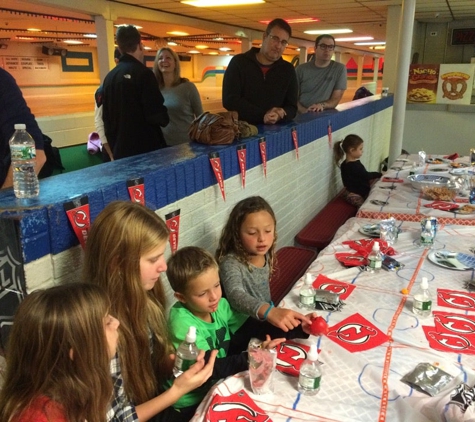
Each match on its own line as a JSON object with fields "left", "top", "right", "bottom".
{"left": 64, "top": 196, "right": 90, "bottom": 249}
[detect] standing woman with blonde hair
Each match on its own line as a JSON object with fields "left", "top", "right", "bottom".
{"left": 83, "top": 201, "right": 216, "bottom": 422}
{"left": 0, "top": 283, "right": 118, "bottom": 422}
{"left": 153, "top": 47, "right": 203, "bottom": 146}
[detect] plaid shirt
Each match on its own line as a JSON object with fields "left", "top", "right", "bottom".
{"left": 106, "top": 353, "right": 139, "bottom": 422}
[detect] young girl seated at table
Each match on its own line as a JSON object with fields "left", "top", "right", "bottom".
{"left": 83, "top": 201, "right": 217, "bottom": 422}
{"left": 216, "top": 196, "right": 315, "bottom": 353}
{"left": 333, "top": 134, "right": 382, "bottom": 207}
{"left": 0, "top": 283, "right": 118, "bottom": 422}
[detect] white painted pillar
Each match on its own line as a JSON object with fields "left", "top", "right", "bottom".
{"left": 383, "top": 6, "right": 401, "bottom": 93}
{"left": 94, "top": 15, "right": 116, "bottom": 83}
{"left": 373, "top": 57, "right": 380, "bottom": 83}
{"left": 356, "top": 55, "right": 364, "bottom": 87}
{"left": 388, "top": 0, "right": 416, "bottom": 166}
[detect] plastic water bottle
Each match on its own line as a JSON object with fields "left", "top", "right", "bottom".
{"left": 298, "top": 273, "right": 315, "bottom": 310}
{"left": 9, "top": 124, "right": 39, "bottom": 198}
{"left": 413, "top": 277, "right": 432, "bottom": 318}
{"left": 298, "top": 344, "right": 322, "bottom": 396}
{"left": 420, "top": 220, "right": 434, "bottom": 246}
{"left": 367, "top": 241, "right": 383, "bottom": 272}
{"left": 173, "top": 326, "right": 199, "bottom": 377}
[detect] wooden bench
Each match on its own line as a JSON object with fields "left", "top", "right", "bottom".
{"left": 295, "top": 191, "right": 357, "bottom": 251}
{"left": 270, "top": 246, "right": 318, "bottom": 305}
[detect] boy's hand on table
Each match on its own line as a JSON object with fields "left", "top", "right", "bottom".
{"left": 267, "top": 307, "right": 312, "bottom": 332}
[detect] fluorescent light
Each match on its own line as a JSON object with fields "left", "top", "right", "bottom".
{"left": 188, "top": 50, "right": 200, "bottom": 54}
{"left": 354, "top": 41, "right": 386, "bottom": 46}
{"left": 219, "top": 47, "right": 232, "bottom": 51}
{"left": 27, "top": 28, "right": 41, "bottom": 32}
{"left": 335, "top": 36, "right": 373, "bottom": 42}
{"left": 167, "top": 41, "right": 178, "bottom": 46}
{"left": 143, "top": 46, "right": 152, "bottom": 50}
{"left": 182, "top": 0, "right": 264, "bottom": 6}
{"left": 305, "top": 29, "right": 353, "bottom": 35}
{"left": 83, "top": 34, "right": 97, "bottom": 38}
{"left": 167, "top": 31, "right": 189, "bottom": 36}
{"left": 63, "top": 40, "right": 83, "bottom": 44}
{"left": 115, "top": 24, "right": 143, "bottom": 29}
{"left": 207, "top": 52, "right": 219, "bottom": 55}
{"left": 260, "top": 18, "right": 319, "bottom": 24}
{"left": 195, "top": 45, "right": 209, "bottom": 49}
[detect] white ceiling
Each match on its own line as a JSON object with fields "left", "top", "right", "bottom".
{"left": 1, "top": 0, "right": 475, "bottom": 55}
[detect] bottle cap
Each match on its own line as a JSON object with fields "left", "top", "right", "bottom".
{"left": 185, "top": 326, "right": 197, "bottom": 343}
{"left": 14, "top": 123, "right": 26, "bottom": 130}
{"left": 425, "top": 221, "right": 432, "bottom": 229}
{"left": 305, "top": 273, "right": 314, "bottom": 285}
{"left": 373, "top": 241, "right": 380, "bottom": 251}
{"left": 421, "top": 277, "right": 429, "bottom": 289}
{"left": 307, "top": 344, "right": 319, "bottom": 361}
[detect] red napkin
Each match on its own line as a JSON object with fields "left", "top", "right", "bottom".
{"left": 206, "top": 389, "right": 272, "bottom": 422}
{"left": 276, "top": 340, "right": 310, "bottom": 376}
{"left": 335, "top": 253, "right": 368, "bottom": 267}
{"left": 444, "top": 153, "right": 459, "bottom": 160}
{"left": 424, "top": 201, "right": 459, "bottom": 211}
{"left": 312, "top": 274, "right": 356, "bottom": 300}
{"left": 382, "top": 177, "right": 404, "bottom": 183}
{"left": 342, "top": 238, "right": 396, "bottom": 256}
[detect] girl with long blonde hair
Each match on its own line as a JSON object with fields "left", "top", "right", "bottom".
{"left": 84, "top": 201, "right": 216, "bottom": 421}
{"left": 0, "top": 283, "right": 118, "bottom": 422}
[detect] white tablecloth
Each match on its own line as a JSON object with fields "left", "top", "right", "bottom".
{"left": 358, "top": 154, "right": 475, "bottom": 225}
{"left": 192, "top": 217, "right": 475, "bottom": 422}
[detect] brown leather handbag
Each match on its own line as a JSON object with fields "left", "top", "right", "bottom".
{"left": 189, "top": 111, "right": 239, "bottom": 145}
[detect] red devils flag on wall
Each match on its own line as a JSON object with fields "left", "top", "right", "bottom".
{"left": 259, "top": 137, "right": 267, "bottom": 177}
{"left": 328, "top": 119, "right": 332, "bottom": 149}
{"left": 291, "top": 127, "right": 299, "bottom": 159}
{"left": 165, "top": 210, "right": 180, "bottom": 254}
{"left": 127, "top": 177, "right": 145, "bottom": 205}
{"left": 209, "top": 152, "right": 226, "bottom": 200}
{"left": 236, "top": 144, "right": 247, "bottom": 188}
{"left": 64, "top": 196, "right": 90, "bottom": 249}
{"left": 327, "top": 313, "right": 389, "bottom": 353}
{"left": 205, "top": 389, "right": 272, "bottom": 422}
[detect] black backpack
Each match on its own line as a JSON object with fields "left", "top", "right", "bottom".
{"left": 38, "top": 134, "right": 65, "bottom": 179}
{"left": 352, "top": 86, "right": 373, "bottom": 100}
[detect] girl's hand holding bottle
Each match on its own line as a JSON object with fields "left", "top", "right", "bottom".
{"left": 171, "top": 349, "right": 218, "bottom": 394}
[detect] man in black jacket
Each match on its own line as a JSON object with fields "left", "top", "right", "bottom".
{"left": 102, "top": 25, "right": 169, "bottom": 160}
{"left": 222, "top": 18, "right": 297, "bottom": 125}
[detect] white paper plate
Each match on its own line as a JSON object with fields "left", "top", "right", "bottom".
{"left": 427, "top": 250, "right": 472, "bottom": 271}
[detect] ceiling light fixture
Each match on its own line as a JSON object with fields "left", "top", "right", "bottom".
{"left": 335, "top": 36, "right": 373, "bottom": 42}
{"left": 27, "top": 28, "right": 42, "bottom": 32}
{"left": 208, "top": 51, "right": 219, "bottom": 55}
{"left": 354, "top": 41, "right": 386, "bottom": 45}
{"left": 305, "top": 29, "right": 353, "bottom": 35}
{"left": 219, "top": 47, "right": 232, "bottom": 51}
{"left": 182, "top": 0, "right": 264, "bottom": 6}
{"left": 83, "top": 34, "right": 97, "bottom": 38}
{"left": 195, "top": 45, "right": 209, "bottom": 49}
{"left": 143, "top": 46, "right": 152, "bottom": 50}
{"left": 63, "top": 40, "right": 83, "bottom": 44}
{"left": 167, "top": 31, "right": 189, "bottom": 36}
{"left": 260, "top": 18, "right": 319, "bottom": 24}
{"left": 167, "top": 41, "right": 178, "bottom": 46}
{"left": 188, "top": 50, "right": 200, "bottom": 54}
{"left": 114, "top": 24, "right": 143, "bottom": 29}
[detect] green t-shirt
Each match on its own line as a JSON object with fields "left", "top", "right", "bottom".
{"left": 166, "top": 298, "right": 247, "bottom": 409}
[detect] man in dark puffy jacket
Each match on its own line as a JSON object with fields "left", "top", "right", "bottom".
{"left": 222, "top": 18, "right": 297, "bottom": 125}
{"left": 102, "top": 25, "right": 169, "bottom": 160}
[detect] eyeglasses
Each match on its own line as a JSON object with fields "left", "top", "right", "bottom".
{"left": 317, "top": 43, "right": 335, "bottom": 51}
{"left": 267, "top": 34, "right": 289, "bottom": 48}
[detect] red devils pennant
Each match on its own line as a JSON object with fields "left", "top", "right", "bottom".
{"left": 165, "top": 210, "right": 180, "bottom": 254}
{"left": 205, "top": 389, "right": 272, "bottom": 422}
{"left": 276, "top": 340, "right": 310, "bottom": 376}
{"left": 327, "top": 120, "right": 332, "bottom": 149}
{"left": 437, "top": 289, "right": 475, "bottom": 311}
{"left": 327, "top": 313, "right": 389, "bottom": 353}
{"left": 127, "top": 177, "right": 145, "bottom": 205}
{"left": 64, "top": 196, "right": 90, "bottom": 249}
{"left": 433, "top": 311, "right": 475, "bottom": 336}
{"left": 209, "top": 152, "right": 226, "bottom": 201}
{"left": 259, "top": 137, "right": 267, "bottom": 177}
{"left": 291, "top": 127, "right": 299, "bottom": 160}
{"left": 422, "top": 325, "right": 475, "bottom": 355}
{"left": 312, "top": 274, "right": 355, "bottom": 300}
{"left": 237, "top": 145, "right": 247, "bottom": 188}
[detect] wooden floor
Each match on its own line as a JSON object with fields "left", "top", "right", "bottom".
{"left": 26, "top": 79, "right": 383, "bottom": 118}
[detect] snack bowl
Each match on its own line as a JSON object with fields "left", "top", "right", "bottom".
{"left": 408, "top": 174, "right": 450, "bottom": 191}
{"left": 421, "top": 186, "right": 457, "bottom": 201}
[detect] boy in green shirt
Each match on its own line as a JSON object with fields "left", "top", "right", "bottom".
{"left": 163, "top": 246, "right": 284, "bottom": 422}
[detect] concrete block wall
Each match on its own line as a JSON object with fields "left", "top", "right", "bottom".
{"left": 0, "top": 97, "right": 393, "bottom": 319}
